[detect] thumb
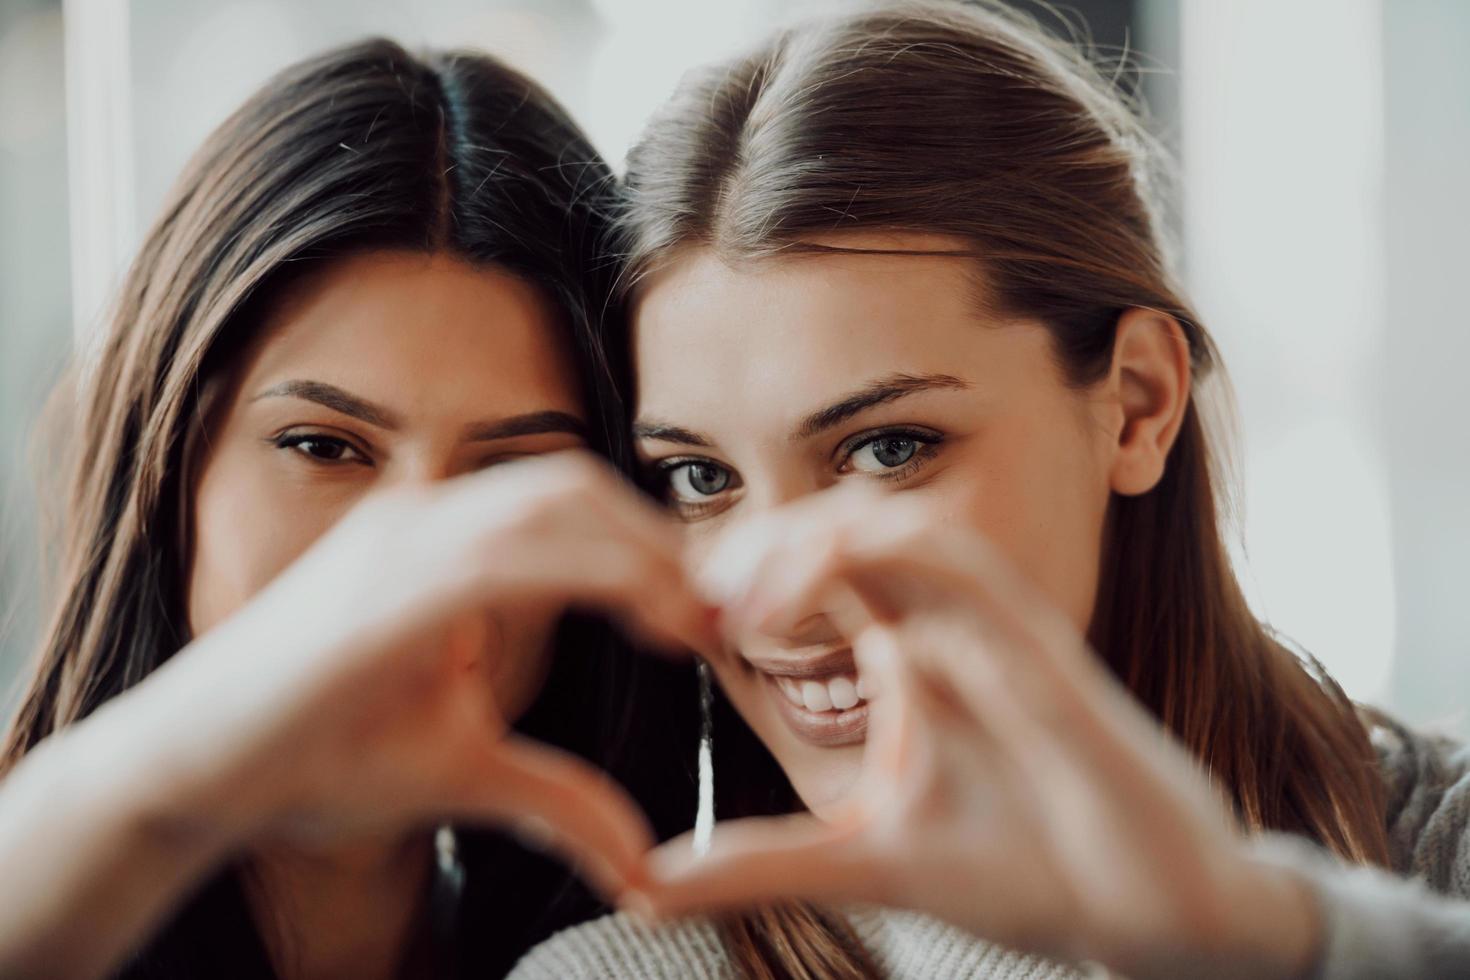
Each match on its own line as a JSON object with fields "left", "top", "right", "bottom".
{"left": 635, "top": 813, "right": 879, "bottom": 918}
{"left": 450, "top": 735, "right": 657, "bottom": 901}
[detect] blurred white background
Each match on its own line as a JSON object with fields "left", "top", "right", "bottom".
{"left": 1, "top": 0, "right": 1466, "bottom": 732}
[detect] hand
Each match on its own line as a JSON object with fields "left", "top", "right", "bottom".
{"left": 636, "top": 488, "right": 1321, "bottom": 980}
{"left": 95, "top": 452, "right": 716, "bottom": 898}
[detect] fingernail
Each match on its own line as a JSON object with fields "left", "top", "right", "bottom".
{"left": 511, "top": 816, "right": 557, "bottom": 853}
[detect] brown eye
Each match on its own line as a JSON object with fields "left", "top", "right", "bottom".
{"left": 275, "top": 433, "right": 368, "bottom": 465}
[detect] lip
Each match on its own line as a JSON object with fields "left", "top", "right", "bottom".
{"left": 765, "top": 674, "right": 869, "bottom": 746}
{"left": 743, "top": 648, "right": 857, "bottom": 679}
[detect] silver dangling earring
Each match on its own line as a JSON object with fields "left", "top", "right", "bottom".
{"left": 693, "top": 660, "right": 715, "bottom": 856}
{"left": 428, "top": 824, "right": 464, "bottom": 966}
{"left": 434, "top": 824, "right": 464, "bottom": 889}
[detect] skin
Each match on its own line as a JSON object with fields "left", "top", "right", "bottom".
{"left": 632, "top": 232, "right": 1187, "bottom": 815}
{"left": 628, "top": 232, "right": 1320, "bottom": 977}
{"left": 190, "top": 249, "right": 584, "bottom": 725}
{"left": 641, "top": 489, "right": 1320, "bottom": 980}
{"left": 0, "top": 248, "right": 718, "bottom": 980}
{"left": 188, "top": 249, "right": 588, "bottom": 979}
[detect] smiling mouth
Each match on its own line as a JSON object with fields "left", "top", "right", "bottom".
{"left": 750, "top": 651, "right": 871, "bottom": 747}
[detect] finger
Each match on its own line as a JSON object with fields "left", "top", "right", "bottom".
{"left": 453, "top": 735, "right": 656, "bottom": 900}
{"left": 855, "top": 564, "right": 1158, "bottom": 792}
{"left": 849, "top": 624, "right": 919, "bottom": 775}
{"left": 690, "top": 484, "right": 869, "bottom": 611}
{"left": 425, "top": 454, "right": 720, "bottom": 655}
{"left": 549, "top": 540, "right": 721, "bottom": 658}
{"left": 704, "top": 485, "right": 926, "bottom": 636}
{"left": 499, "top": 463, "right": 724, "bottom": 658}
{"left": 636, "top": 813, "right": 882, "bottom": 918}
{"left": 729, "top": 494, "right": 1103, "bottom": 704}
{"left": 603, "top": 606, "right": 719, "bottom": 662}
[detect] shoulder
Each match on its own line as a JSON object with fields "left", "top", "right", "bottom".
{"left": 508, "top": 906, "right": 1087, "bottom": 980}
{"left": 846, "top": 905, "right": 1089, "bottom": 979}
{"left": 505, "top": 910, "right": 735, "bottom": 980}
{"left": 1366, "top": 709, "right": 1470, "bottom": 894}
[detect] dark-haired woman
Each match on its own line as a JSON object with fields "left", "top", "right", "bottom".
{"left": 0, "top": 40, "right": 707, "bottom": 980}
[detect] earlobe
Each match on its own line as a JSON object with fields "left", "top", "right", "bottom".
{"left": 1107, "top": 308, "right": 1191, "bottom": 497}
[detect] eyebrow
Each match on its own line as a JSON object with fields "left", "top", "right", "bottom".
{"left": 630, "top": 421, "right": 713, "bottom": 448}
{"left": 462, "top": 411, "right": 587, "bottom": 442}
{"left": 794, "top": 373, "right": 971, "bottom": 440}
{"left": 632, "top": 372, "right": 971, "bottom": 450}
{"left": 252, "top": 380, "right": 399, "bottom": 429}
{"left": 253, "top": 380, "right": 586, "bottom": 443}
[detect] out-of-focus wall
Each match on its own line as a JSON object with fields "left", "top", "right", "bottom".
{"left": 0, "top": 0, "right": 69, "bottom": 709}
{"left": 1382, "top": 0, "right": 1470, "bottom": 734}
{"left": 1, "top": 0, "right": 1139, "bottom": 699}
{"left": 1179, "top": 0, "right": 1469, "bottom": 734}
{"left": 1180, "top": 0, "right": 1396, "bottom": 705}
{"left": 2, "top": 1, "right": 1465, "bottom": 735}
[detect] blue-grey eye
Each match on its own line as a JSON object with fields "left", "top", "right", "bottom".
{"left": 850, "top": 435, "right": 918, "bottom": 472}
{"left": 669, "top": 461, "right": 731, "bottom": 500}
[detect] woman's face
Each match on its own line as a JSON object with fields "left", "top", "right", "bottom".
{"left": 188, "top": 250, "right": 586, "bottom": 723}
{"left": 633, "top": 233, "right": 1184, "bottom": 814}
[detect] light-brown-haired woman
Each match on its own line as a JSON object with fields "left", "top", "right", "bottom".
{"left": 510, "top": 2, "right": 1470, "bottom": 978}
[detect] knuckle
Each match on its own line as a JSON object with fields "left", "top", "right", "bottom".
{"left": 892, "top": 500, "right": 941, "bottom": 550}
{"left": 547, "top": 452, "right": 605, "bottom": 493}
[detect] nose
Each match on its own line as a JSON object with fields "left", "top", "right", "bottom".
{"left": 769, "top": 611, "right": 845, "bottom": 649}
{"left": 382, "top": 446, "right": 463, "bottom": 487}
{"left": 743, "top": 466, "right": 834, "bottom": 515}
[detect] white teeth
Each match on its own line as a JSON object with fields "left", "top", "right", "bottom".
{"left": 827, "top": 676, "right": 859, "bottom": 711}
{"left": 801, "top": 680, "right": 833, "bottom": 712}
{"left": 770, "top": 672, "right": 869, "bottom": 713}
{"left": 855, "top": 676, "right": 869, "bottom": 701}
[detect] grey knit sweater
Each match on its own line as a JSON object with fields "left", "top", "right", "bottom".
{"left": 509, "top": 716, "right": 1470, "bottom": 979}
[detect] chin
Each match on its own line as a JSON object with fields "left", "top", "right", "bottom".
{"left": 785, "top": 744, "right": 866, "bottom": 819}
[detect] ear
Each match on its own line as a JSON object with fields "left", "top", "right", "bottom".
{"left": 1104, "top": 308, "right": 1191, "bottom": 497}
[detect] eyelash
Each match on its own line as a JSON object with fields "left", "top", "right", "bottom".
{"left": 649, "top": 455, "right": 736, "bottom": 519}
{"left": 648, "top": 426, "right": 946, "bottom": 520}
{"left": 835, "top": 426, "right": 945, "bottom": 482}
{"left": 270, "top": 431, "right": 372, "bottom": 467}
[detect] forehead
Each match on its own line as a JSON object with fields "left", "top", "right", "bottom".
{"left": 632, "top": 236, "right": 1040, "bottom": 428}
{"left": 244, "top": 250, "right": 583, "bottom": 415}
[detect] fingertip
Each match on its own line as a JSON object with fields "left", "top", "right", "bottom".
{"left": 510, "top": 814, "right": 559, "bottom": 853}
{"left": 618, "top": 888, "right": 663, "bottom": 925}
{"left": 577, "top": 850, "right": 633, "bottom": 905}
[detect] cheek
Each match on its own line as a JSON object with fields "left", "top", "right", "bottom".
{"left": 706, "top": 657, "right": 863, "bottom": 814}
{"left": 185, "top": 448, "right": 352, "bottom": 637}
{"left": 938, "top": 414, "right": 1113, "bottom": 632}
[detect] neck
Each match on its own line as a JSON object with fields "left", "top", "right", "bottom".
{"left": 246, "top": 831, "right": 435, "bottom": 980}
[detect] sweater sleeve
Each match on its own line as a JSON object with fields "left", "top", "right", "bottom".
{"left": 1248, "top": 717, "right": 1470, "bottom": 980}
{"left": 1250, "top": 833, "right": 1470, "bottom": 979}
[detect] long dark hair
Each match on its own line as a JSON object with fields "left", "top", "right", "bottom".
{"left": 619, "top": 1, "right": 1388, "bottom": 975}
{"left": 2, "top": 38, "right": 691, "bottom": 979}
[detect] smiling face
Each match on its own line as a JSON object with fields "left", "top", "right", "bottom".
{"left": 633, "top": 233, "right": 1189, "bottom": 814}
{"left": 188, "top": 250, "right": 587, "bottom": 722}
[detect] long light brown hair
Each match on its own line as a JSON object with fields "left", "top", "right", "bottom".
{"left": 618, "top": 1, "right": 1389, "bottom": 975}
